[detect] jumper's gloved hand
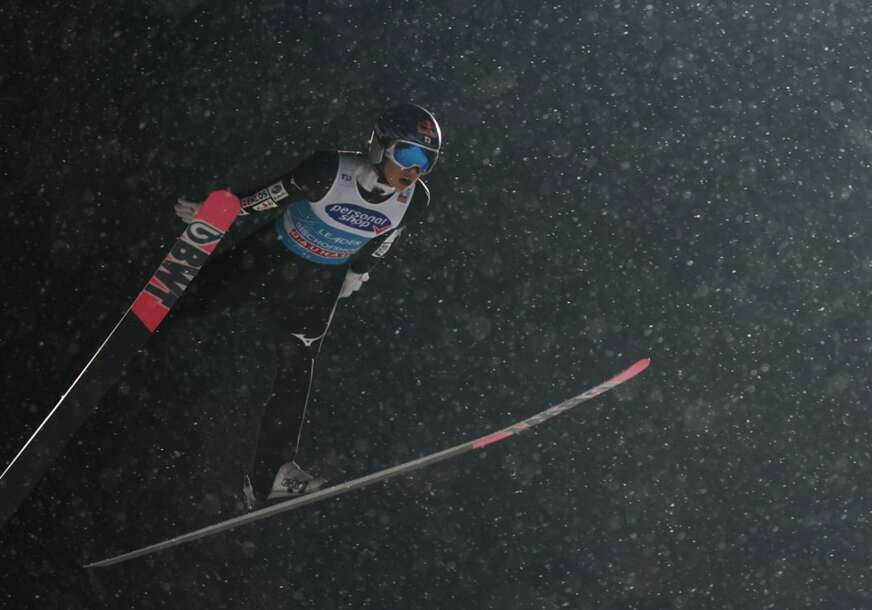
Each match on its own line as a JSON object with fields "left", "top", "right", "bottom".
{"left": 339, "top": 270, "right": 370, "bottom": 299}
{"left": 174, "top": 197, "right": 203, "bottom": 224}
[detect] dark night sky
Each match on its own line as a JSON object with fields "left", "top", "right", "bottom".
{"left": 3, "top": 1, "right": 872, "bottom": 608}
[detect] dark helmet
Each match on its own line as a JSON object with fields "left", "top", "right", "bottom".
{"left": 369, "top": 103, "right": 442, "bottom": 174}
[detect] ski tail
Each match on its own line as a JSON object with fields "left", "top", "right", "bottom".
{"left": 84, "top": 358, "right": 650, "bottom": 568}
{"left": 0, "top": 191, "right": 241, "bottom": 529}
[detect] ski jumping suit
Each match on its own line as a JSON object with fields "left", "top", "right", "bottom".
{"left": 175, "top": 150, "right": 430, "bottom": 495}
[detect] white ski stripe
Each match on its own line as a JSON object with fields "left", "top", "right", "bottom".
{"left": 0, "top": 305, "right": 133, "bottom": 482}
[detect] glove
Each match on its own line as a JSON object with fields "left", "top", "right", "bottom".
{"left": 339, "top": 270, "right": 370, "bottom": 299}
{"left": 174, "top": 197, "right": 203, "bottom": 224}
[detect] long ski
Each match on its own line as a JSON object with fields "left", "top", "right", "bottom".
{"left": 0, "top": 191, "right": 241, "bottom": 528}
{"left": 85, "top": 357, "right": 650, "bottom": 568}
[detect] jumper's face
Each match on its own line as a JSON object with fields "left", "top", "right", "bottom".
{"left": 382, "top": 158, "right": 420, "bottom": 190}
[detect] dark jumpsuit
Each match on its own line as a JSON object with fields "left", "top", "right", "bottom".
{"left": 171, "top": 150, "right": 430, "bottom": 495}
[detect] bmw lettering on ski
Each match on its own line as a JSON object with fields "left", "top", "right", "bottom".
{"left": 326, "top": 204, "right": 393, "bottom": 234}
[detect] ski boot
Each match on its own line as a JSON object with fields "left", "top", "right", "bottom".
{"left": 267, "top": 462, "right": 328, "bottom": 501}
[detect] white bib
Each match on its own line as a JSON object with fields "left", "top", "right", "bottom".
{"left": 277, "top": 153, "right": 414, "bottom": 265}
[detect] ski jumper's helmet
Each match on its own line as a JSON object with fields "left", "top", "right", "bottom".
{"left": 369, "top": 104, "right": 442, "bottom": 174}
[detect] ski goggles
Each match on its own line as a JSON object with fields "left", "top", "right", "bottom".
{"left": 385, "top": 142, "right": 438, "bottom": 174}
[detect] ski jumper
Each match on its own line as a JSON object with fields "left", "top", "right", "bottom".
{"left": 175, "top": 150, "right": 430, "bottom": 496}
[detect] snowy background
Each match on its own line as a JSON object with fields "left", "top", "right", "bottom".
{"left": 3, "top": 1, "right": 872, "bottom": 608}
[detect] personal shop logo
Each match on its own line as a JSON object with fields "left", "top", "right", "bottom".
{"left": 326, "top": 204, "right": 392, "bottom": 234}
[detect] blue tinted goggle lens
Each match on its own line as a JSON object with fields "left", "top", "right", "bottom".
{"left": 391, "top": 143, "right": 435, "bottom": 172}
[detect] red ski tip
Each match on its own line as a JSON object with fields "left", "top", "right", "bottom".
{"left": 608, "top": 358, "right": 651, "bottom": 385}
{"left": 200, "top": 190, "right": 241, "bottom": 231}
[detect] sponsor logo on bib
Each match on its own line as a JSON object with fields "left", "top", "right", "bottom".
{"left": 325, "top": 204, "right": 392, "bottom": 234}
